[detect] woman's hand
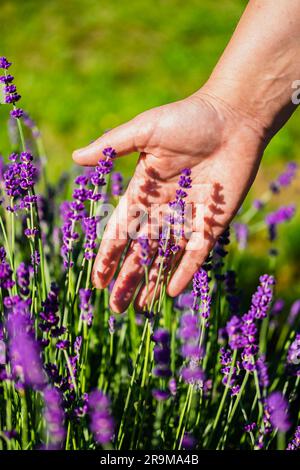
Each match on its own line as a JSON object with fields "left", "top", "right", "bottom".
{"left": 73, "top": 89, "right": 266, "bottom": 312}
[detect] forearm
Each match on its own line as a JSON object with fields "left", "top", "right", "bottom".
{"left": 200, "top": 0, "right": 300, "bottom": 142}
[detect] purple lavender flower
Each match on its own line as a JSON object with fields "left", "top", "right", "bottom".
{"left": 0, "top": 57, "right": 12, "bottom": 69}
{"left": 244, "top": 422, "right": 256, "bottom": 433}
{"left": 270, "top": 162, "right": 298, "bottom": 193}
{"left": 253, "top": 199, "right": 264, "bottom": 210}
{"left": 272, "top": 298, "right": 285, "bottom": 316}
{"left": 249, "top": 274, "right": 275, "bottom": 320}
{"left": 0, "top": 247, "right": 15, "bottom": 289}
{"left": 108, "top": 315, "right": 115, "bottom": 335}
{"left": 287, "top": 334, "right": 300, "bottom": 376}
{"left": 79, "top": 288, "right": 93, "bottom": 327}
{"left": 82, "top": 216, "right": 98, "bottom": 259}
{"left": 265, "top": 205, "right": 296, "bottom": 241}
{"left": 152, "top": 328, "right": 171, "bottom": 379}
{"left": 138, "top": 235, "right": 151, "bottom": 266}
{"left": 168, "top": 377, "right": 177, "bottom": 396}
{"left": 287, "top": 426, "right": 300, "bottom": 450}
{"left": 7, "top": 297, "right": 46, "bottom": 389}
{"left": 225, "top": 315, "right": 245, "bottom": 350}
{"left": 256, "top": 354, "right": 269, "bottom": 389}
{"left": 192, "top": 268, "right": 211, "bottom": 321}
{"left": 175, "top": 292, "right": 194, "bottom": 310}
{"left": 111, "top": 171, "right": 123, "bottom": 196}
{"left": 88, "top": 390, "right": 115, "bottom": 445}
{"left": 220, "top": 347, "right": 240, "bottom": 395}
{"left": 39, "top": 284, "right": 60, "bottom": 335}
{"left": 233, "top": 223, "right": 248, "bottom": 250}
{"left": 16, "top": 262, "right": 31, "bottom": 296}
{"left": 43, "top": 387, "right": 65, "bottom": 448}
{"left": 159, "top": 168, "right": 192, "bottom": 265}
{"left": 152, "top": 389, "right": 170, "bottom": 401}
{"left": 182, "top": 433, "right": 196, "bottom": 449}
{"left": 266, "top": 392, "right": 291, "bottom": 432}
{"left": 178, "top": 312, "right": 205, "bottom": 387}
{"left": 288, "top": 300, "right": 300, "bottom": 325}
{"left": 10, "top": 108, "right": 24, "bottom": 119}
{"left": 3, "top": 152, "right": 37, "bottom": 200}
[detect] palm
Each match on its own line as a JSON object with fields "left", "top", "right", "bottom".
{"left": 73, "top": 92, "right": 265, "bottom": 312}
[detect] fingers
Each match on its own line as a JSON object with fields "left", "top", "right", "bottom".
{"left": 134, "top": 240, "right": 186, "bottom": 312}
{"left": 92, "top": 196, "right": 130, "bottom": 290}
{"left": 167, "top": 234, "right": 213, "bottom": 297}
{"left": 72, "top": 117, "right": 140, "bottom": 166}
{"left": 109, "top": 238, "right": 158, "bottom": 313}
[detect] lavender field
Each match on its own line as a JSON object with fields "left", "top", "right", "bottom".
{"left": 0, "top": 57, "right": 299, "bottom": 451}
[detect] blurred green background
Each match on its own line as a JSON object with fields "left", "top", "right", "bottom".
{"left": 0, "top": 0, "right": 299, "bottom": 299}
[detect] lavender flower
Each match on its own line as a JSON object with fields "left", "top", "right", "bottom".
{"left": 266, "top": 392, "right": 291, "bottom": 432}
{"left": 0, "top": 247, "right": 15, "bottom": 289}
{"left": 288, "top": 300, "right": 300, "bottom": 325}
{"left": 265, "top": 205, "right": 295, "bottom": 241}
{"left": 179, "top": 313, "right": 204, "bottom": 387}
{"left": 152, "top": 328, "right": 171, "bottom": 378}
{"left": 152, "top": 389, "right": 170, "bottom": 401}
{"left": 220, "top": 347, "right": 240, "bottom": 395}
{"left": 182, "top": 433, "right": 196, "bottom": 449}
{"left": 79, "top": 288, "right": 93, "bottom": 327}
{"left": 175, "top": 292, "right": 194, "bottom": 310}
{"left": 82, "top": 216, "right": 98, "bottom": 259}
{"left": 270, "top": 162, "right": 298, "bottom": 193}
{"left": 39, "top": 284, "right": 60, "bottom": 335}
{"left": 192, "top": 268, "right": 211, "bottom": 322}
{"left": 138, "top": 235, "right": 151, "bottom": 266}
{"left": 233, "top": 223, "right": 248, "bottom": 250}
{"left": 0, "top": 57, "right": 12, "bottom": 69}
{"left": 256, "top": 354, "right": 269, "bottom": 389}
{"left": 159, "top": 168, "right": 192, "bottom": 265}
{"left": 88, "top": 390, "right": 115, "bottom": 445}
{"left": 287, "top": 334, "right": 300, "bottom": 376}
{"left": 111, "top": 171, "right": 123, "bottom": 196}
{"left": 7, "top": 297, "right": 46, "bottom": 389}
{"left": 16, "top": 262, "right": 31, "bottom": 296}
{"left": 287, "top": 426, "right": 300, "bottom": 450}
{"left": 43, "top": 387, "right": 65, "bottom": 448}
{"left": 108, "top": 315, "right": 116, "bottom": 335}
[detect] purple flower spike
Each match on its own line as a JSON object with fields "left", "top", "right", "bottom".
{"left": 233, "top": 223, "right": 248, "bottom": 250}
{"left": 287, "top": 426, "right": 300, "bottom": 450}
{"left": 287, "top": 334, "right": 300, "bottom": 376}
{"left": 79, "top": 288, "right": 94, "bottom": 327}
{"left": 111, "top": 171, "right": 123, "bottom": 196}
{"left": 88, "top": 390, "right": 115, "bottom": 445}
{"left": 138, "top": 235, "right": 151, "bottom": 266}
{"left": 0, "top": 57, "right": 12, "bottom": 69}
{"left": 266, "top": 392, "right": 291, "bottom": 432}
{"left": 10, "top": 108, "right": 24, "bottom": 119}
{"left": 152, "top": 328, "right": 171, "bottom": 378}
{"left": 152, "top": 389, "right": 170, "bottom": 401}
{"left": 182, "top": 433, "right": 196, "bottom": 449}
{"left": 102, "top": 147, "right": 116, "bottom": 159}
{"left": 43, "top": 387, "right": 65, "bottom": 448}
{"left": 288, "top": 300, "right": 300, "bottom": 325}
{"left": 7, "top": 297, "right": 46, "bottom": 389}
{"left": 265, "top": 205, "right": 295, "bottom": 241}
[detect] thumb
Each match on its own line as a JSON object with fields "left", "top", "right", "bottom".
{"left": 72, "top": 116, "right": 142, "bottom": 166}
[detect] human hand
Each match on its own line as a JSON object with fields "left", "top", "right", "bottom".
{"left": 73, "top": 89, "right": 267, "bottom": 313}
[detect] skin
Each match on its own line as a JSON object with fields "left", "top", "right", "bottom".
{"left": 73, "top": 0, "right": 300, "bottom": 313}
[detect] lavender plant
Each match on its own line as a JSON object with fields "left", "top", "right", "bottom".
{"left": 0, "top": 57, "right": 299, "bottom": 451}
